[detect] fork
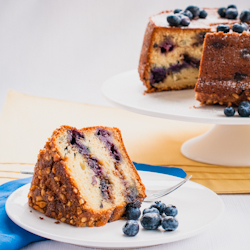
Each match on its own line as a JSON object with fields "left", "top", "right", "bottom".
{"left": 20, "top": 168, "right": 192, "bottom": 202}
{"left": 144, "top": 175, "right": 192, "bottom": 202}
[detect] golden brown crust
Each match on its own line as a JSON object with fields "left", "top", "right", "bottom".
{"left": 28, "top": 125, "right": 146, "bottom": 227}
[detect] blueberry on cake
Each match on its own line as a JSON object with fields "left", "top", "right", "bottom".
{"left": 139, "top": 7, "right": 241, "bottom": 93}
{"left": 195, "top": 24, "right": 250, "bottom": 106}
{"left": 28, "top": 126, "right": 146, "bottom": 227}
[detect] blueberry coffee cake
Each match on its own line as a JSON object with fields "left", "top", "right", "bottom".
{"left": 28, "top": 126, "right": 146, "bottom": 227}
{"left": 139, "top": 5, "right": 247, "bottom": 93}
{"left": 195, "top": 23, "right": 250, "bottom": 106}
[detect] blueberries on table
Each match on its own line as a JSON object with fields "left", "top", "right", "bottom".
{"left": 143, "top": 207, "right": 160, "bottom": 215}
{"left": 161, "top": 216, "right": 179, "bottom": 231}
{"left": 232, "top": 23, "right": 248, "bottom": 33}
{"left": 125, "top": 206, "right": 141, "bottom": 220}
{"left": 224, "top": 107, "right": 235, "bottom": 117}
{"left": 240, "top": 10, "right": 250, "bottom": 22}
{"left": 226, "top": 8, "right": 238, "bottom": 19}
{"left": 199, "top": 9, "right": 207, "bottom": 19}
{"left": 217, "top": 24, "right": 230, "bottom": 33}
{"left": 123, "top": 220, "right": 139, "bottom": 236}
{"left": 164, "top": 204, "right": 178, "bottom": 217}
{"left": 185, "top": 5, "right": 200, "bottom": 18}
{"left": 140, "top": 213, "right": 162, "bottom": 230}
{"left": 150, "top": 201, "right": 167, "bottom": 214}
{"left": 167, "top": 14, "right": 181, "bottom": 27}
{"left": 174, "top": 8, "right": 182, "bottom": 14}
{"left": 238, "top": 101, "right": 250, "bottom": 117}
{"left": 218, "top": 7, "right": 227, "bottom": 18}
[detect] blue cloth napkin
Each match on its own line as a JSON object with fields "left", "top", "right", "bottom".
{"left": 0, "top": 163, "right": 186, "bottom": 250}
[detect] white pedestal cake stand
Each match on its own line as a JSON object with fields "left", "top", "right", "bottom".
{"left": 102, "top": 70, "right": 250, "bottom": 167}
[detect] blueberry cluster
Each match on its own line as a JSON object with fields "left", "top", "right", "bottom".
{"left": 218, "top": 5, "right": 250, "bottom": 22}
{"left": 224, "top": 101, "right": 250, "bottom": 117}
{"left": 122, "top": 201, "right": 179, "bottom": 236}
{"left": 167, "top": 6, "right": 207, "bottom": 27}
{"left": 217, "top": 22, "right": 249, "bottom": 34}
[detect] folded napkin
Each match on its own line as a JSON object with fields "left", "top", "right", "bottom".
{"left": 0, "top": 163, "right": 186, "bottom": 250}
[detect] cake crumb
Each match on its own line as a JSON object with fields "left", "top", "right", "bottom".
{"left": 39, "top": 217, "right": 44, "bottom": 220}
{"left": 54, "top": 221, "right": 60, "bottom": 224}
{"left": 193, "top": 105, "right": 199, "bottom": 109}
{"left": 30, "top": 210, "right": 32, "bottom": 213}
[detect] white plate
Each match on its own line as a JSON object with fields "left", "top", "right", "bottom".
{"left": 102, "top": 70, "right": 250, "bottom": 125}
{"left": 6, "top": 171, "right": 224, "bottom": 248}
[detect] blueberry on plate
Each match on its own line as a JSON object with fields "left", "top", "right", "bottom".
{"left": 224, "top": 106, "right": 235, "bottom": 117}
{"left": 140, "top": 213, "right": 162, "bottom": 230}
{"left": 185, "top": 5, "right": 200, "bottom": 18}
{"left": 227, "top": 4, "right": 237, "bottom": 9}
{"left": 180, "top": 15, "right": 190, "bottom": 27}
{"left": 218, "top": 7, "right": 227, "bottom": 18}
{"left": 179, "top": 10, "right": 193, "bottom": 20}
{"left": 143, "top": 207, "right": 160, "bottom": 215}
{"left": 199, "top": 9, "right": 207, "bottom": 18}
{"left": 123, "top": 220, "right": 139, "bottom": 236}
{"left": 217, "top": 24, "right": 230, "bottom": 33}
{"left": 240, "top": 10, "right": 250, "bottom": 22}
{"left": 161, "top": 216, "right": 179, "bottom": 231}
{"left": 125, "top": 206, "right": 141, "bottom": 220}
{"left": 167, "top": 14, "right": 181, "bottom": 27}
{"left": 150, "top": 201, "right": 167, "bottom": 214}
{"left": 226, "top": 8, "right": 238, "bottom": 19}
{"left": 232, "top": 23, "right": 248, "bottom": 33}
{"left": 174, "top": 8, "right": 182, "bottom": 14}
{"left": 238, "top": 101, "right": 250, "bottom": 117}
{"left": 164, "top": 204, "right": 178, "bottom": 217}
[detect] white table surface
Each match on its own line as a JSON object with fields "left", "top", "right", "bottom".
{"left": 0, "top": 1, "right": 250, "bottom": 249}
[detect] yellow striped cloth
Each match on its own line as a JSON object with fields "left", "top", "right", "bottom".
{"left": 1, "top": 90, "right": 250, "bottom": 193}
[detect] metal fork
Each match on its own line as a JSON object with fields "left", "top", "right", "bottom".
{"left": 20, "top": 168, "right": 192, "bottom": 202}
{"left": 144, "top": 175, "right": 192, "bottom": 202}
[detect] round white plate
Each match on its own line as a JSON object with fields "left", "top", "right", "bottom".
{"left": 6, "top": 171, "right": 224, "bottom": 248}
{"left": 102, "top": 70, "right": 250, "bottom": 125}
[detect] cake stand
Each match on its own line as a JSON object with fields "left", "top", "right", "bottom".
{"left": 102, "top": 70, "right": 250, "bottom": 167}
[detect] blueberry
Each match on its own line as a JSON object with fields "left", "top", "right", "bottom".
{"left": 125, "top": 206, "right": 141, "bottom": 220}
{"left": 226, "top": 8, "right": 238, "bottom": 19}
{"left": 174, "top": 9, "right": 182, "bottom": 14}
{"left": 167, "top": 14, "right": 181, "bottom": 27}
{"left": 232, "top": 23, "right": 248, "bottom": 33}
{"left": 217, "top": 24, "right": 230, "bottom": 33}
{"left": 199, "top": 9, "right": 207, "bottom": 18}
{"left": 179, "top": 10, "right": 193, "bottom": 19}
{"left": 164, "top": 204, "right": 178, "bottom": 217}
{"left": 240, "top": 10, "right": 250, "bottom": 22}
{"left": 123, "top": 220, "right": 139, "bottom": 236}
{"left": 218, "top": 7, "right": 227, "bottom": 18}
{"left": 161, "top": 216, "right": 179, "bottom": 231}
{"left": 150, "top": 67, "right": 167, "bottom": 85}
{"left": 185, "top": 5, "right": 200, "bottom": 18}
{"left": 224, "top": 107, "right": 235, "bottom": 117}
{"left": 180, "top": 15, "right": 190, "bottom": 27}
{"left": 150, "top": 201, "right": 167, "bottom": 214}
{"left": 140, "top": 213, "right": 162, "bottom": 230}
{"left": 227, "top": 4, "right": 237, "bottom": 9}
{"left": 143, "top": 207, "right": 160, "bottom": 215}
{"left": 238, "top": 101, "right": 250, "bottom": 117}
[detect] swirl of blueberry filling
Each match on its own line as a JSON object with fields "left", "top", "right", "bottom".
{"left": 154, "top": 39, "right": 175, "bottom": 54}
{"left": 68, "top": 129, "right": 113, "bottom": 202}
{"left": 150, "top": 54, "right": 200, "bottom": 86}
{"left": 96, "top": 128, "right": 121, "bottom": 162}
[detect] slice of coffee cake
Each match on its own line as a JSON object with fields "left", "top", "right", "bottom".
{"left": 195, "top": 31, "right": 250, "bottom": 106}
{"left": 28, "top": 126, "right": 146, "bottom": 227}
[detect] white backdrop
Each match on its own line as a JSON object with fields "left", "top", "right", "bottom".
{"left": 0, "top": 0, "right": 250, "bottom": 111}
